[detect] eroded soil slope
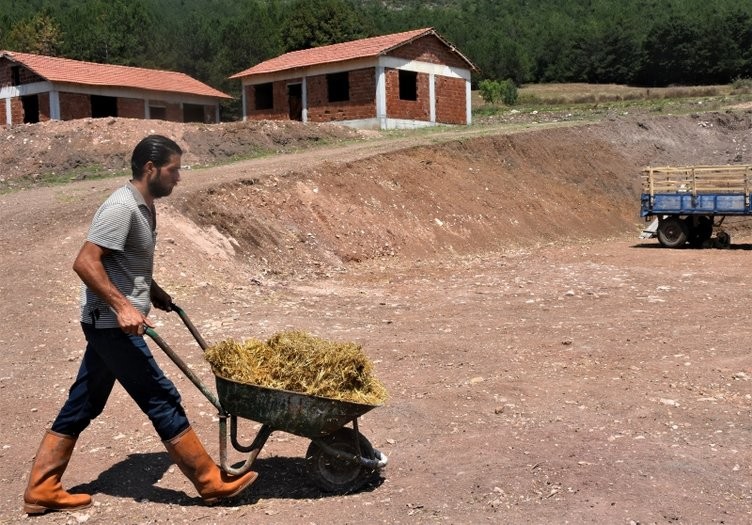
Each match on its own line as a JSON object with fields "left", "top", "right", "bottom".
{"left": 170, "top": 111, "right": 752, "bottom": 281}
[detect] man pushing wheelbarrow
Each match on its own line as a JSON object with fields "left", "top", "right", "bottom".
{"left": 22, "top": 135, "right": 258, "bottom": 515}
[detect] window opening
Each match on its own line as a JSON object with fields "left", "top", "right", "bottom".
{"left": 149, "top": 106, "right": 167, "bottom": 120}
{"left": 327, "top": 72, "right": 349, "bottom": 102}
{"left": 399, "top": 70, "right": 417, "bottom": 101}
{"left": 183, "top": 104, "right": 205, "bottom": 122}
{"left": 254, "top": 83, "right": 274, "bottom": 110}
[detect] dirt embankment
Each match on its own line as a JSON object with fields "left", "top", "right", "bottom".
{"left": 2, "top": 110, "right": 752, "bottom": 286}
{"left": 3, "top": 110, "right": 752, "bottom": 283}
{"left": 0, "top": 118, "right": 365, "bottom": 188}
{"left": 167, "top": 110, "right": 752, "bottom": 282}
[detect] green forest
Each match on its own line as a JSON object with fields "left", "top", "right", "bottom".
{"left": 2, "top": 0, "right": 752, "bottom": 117}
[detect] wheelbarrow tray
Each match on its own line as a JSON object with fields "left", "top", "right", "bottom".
{"left": 215, "top": 374, "right": 380, "bottom": 439}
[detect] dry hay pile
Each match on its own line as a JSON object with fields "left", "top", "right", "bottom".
{"left": 204, "top": 330, "right": 388, "bottom": 405}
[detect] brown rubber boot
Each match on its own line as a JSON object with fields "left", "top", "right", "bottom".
{"left": 23, "top": 430, "right": 93, "bottom": 515}
{"left": 164, "top": 427, "right": 258, "bottom": 504}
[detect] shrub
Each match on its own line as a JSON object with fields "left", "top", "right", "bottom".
{"left": 499, "top": 79, "right": 518, "bottom": 105}
{"left": 478, "top": 78, "right": 518, "bottom": 106}
{"left": 732, "top": 78, "right": 752, "bottom": 94}
{"left": 479, "top": 79, "right": 502, "bottom": 104}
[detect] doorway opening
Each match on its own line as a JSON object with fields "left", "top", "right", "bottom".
{"left": 91, "top": 95, "right": 118, "bottom": 118}
{"left": 21, "top": 95, "right": 39, "bottom": 123}
{"left": 288, "top": 83, "right": 302, "bottom": 121}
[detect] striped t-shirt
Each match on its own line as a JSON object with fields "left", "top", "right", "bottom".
{"left": 80, "top": 182, "right": 157, "bottom": 328}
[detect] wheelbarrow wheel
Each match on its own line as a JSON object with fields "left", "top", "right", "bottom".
{"left": 305, "top": 428, "right": 376, "bottom": 494}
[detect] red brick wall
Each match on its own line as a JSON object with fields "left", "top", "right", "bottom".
{"left": 0, "top": 58, "right": 12, "bottom": 86}
{"left": 0, "top": 58, "right": 45, "bottom": 86}
{"left": 165, "top": 103, "right": 182, "bottom": 122}
{"left": 147, "top": 99, "right": 182, "bottom": 121}
{"left": 118, "top": 97, "right": 144, "bottom": 118}
{"left": 244, "top": 69, "right": 377, "bottom": 123}
{"left": 387, "top": 34, "right": 469, "bottom": 125}
{"left": 5, "top": 95, "right": 51, "bottom": 125}
{"left": 306, "top": 68, "right": 376, "bottom": 122}
{"left": 38, "top": 94, "right": 50, "bottom": 122}
{"left": 435, "top": 76, "right": 467, "bottom": 125}
{"left": 2, "top": 57, "right": 219, "bottom": 125}
{"left": 59, "top": 92, "right": 90, "bottom": 120}
{"left": 4, "top": 90, "right": 214, "bottom": 125}
{"left": 9, "top": 97, "right": 23, "bottom": 125}
{"left": 245, "top": 79, "right": 296, "bottom": 120}
{"left": 388, "top": 34, "right": 470, "bottom": 69}
{"left": 2, "top": 58, "right": 50, "bottom": 125}
{"left": 240, "top": 36, "right": 471, "bottom": 127}
{"left": 385, "top": 68, "right": 430, "bottom": 121}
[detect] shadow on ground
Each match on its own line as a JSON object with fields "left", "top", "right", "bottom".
{"left": 70, "top": 452, "right": 384, "bottom": 507}
{"left": 631, "top": 242, "right": 752, "bottom": 250}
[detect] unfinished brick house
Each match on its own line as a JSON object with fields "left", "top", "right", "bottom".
{"left": 229, "top": 28, "right": 477, "bottom": 130}
{"left": 0, "top": 50, "right": 231, "bottom": 127}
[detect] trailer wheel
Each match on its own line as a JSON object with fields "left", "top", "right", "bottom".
{"left": 688, "top": 216, "right": 713, "bottom": 247}
{"left": 657, "top": 217, "right": 688, "bottom": 248}
{"left": 715, "top": 231, "right": 731, "bottom": 249}
{"left": 306, "top": 428, "right": 377, "bottom": 494}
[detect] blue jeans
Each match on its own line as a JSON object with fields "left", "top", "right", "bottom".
{"left": 51, "top": 323, "right": 189, "bottom": 441}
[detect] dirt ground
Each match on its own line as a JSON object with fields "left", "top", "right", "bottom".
{"left": 2, "top": 106, "right": 752, "bottom": 524}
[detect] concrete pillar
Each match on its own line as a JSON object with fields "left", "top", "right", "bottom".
{"left": 241, "top": 82, "right": 248, "bottom": 122}
{"left": 465, "top": 78, "right": 472, "bottom": 125}
{"left": 49, "top": 90, "right": 60, "bottom": 120}
{"left": 429, "top": 73, "right": 436, "bottom": 123}
{"left": 375, "top": 65, "right": 386, "bottom": 129}
{"left": 302, "top": 77, "right": 308, "bottom": 123}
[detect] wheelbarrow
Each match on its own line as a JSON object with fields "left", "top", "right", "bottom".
{"left": 145, "top": 304, "right": 388, "bottom": 494}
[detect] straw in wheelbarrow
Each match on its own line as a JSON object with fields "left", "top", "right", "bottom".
{"left": 204, "top": 330, "right": 388, "bottom": 405}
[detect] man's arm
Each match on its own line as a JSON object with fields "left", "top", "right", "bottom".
{"left": 72, "top": 241, "right": 151, "bottom": 335}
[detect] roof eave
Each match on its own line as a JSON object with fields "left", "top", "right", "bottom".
{"left": 50, "top": 80, "right": 233, "bottom": 100}
{"left": 230, "top": 57, "right": 369, "bottom": 81}
{"left": 3, "top": 50, "right": 232, "bottom": 99}
{"left": 231, "top": 28, "right": 479, "bottom": 80}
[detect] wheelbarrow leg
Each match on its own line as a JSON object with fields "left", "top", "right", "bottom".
{"left": 219, "top": 415, "right": 272, "bottom": 476}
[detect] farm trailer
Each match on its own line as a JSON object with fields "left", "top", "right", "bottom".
{"left": 640, "top": 164, "right": 752, "bottom": 248}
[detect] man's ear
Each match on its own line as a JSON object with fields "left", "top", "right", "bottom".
{"left": 144, "top": 160, "right": 156, "bottom": 176}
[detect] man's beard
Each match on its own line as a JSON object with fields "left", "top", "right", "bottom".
{"left": 148, "top": 169, "right": 173, "bottom": 198}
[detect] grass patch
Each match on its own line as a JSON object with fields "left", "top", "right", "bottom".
{"left": 0, "top": 165, "right": 127, "bottom": 194}
{"left": 195, "top": 135, "right": 369, "bottom": 170}
{"left": 195, "top": 146, "right": 275, "bottom": 169}
{"left": 472, "top": 82, "right": 752, "bottom": 122}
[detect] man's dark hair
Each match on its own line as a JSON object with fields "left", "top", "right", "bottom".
{"left": 131, "top": 135, "right": 182, "bottom": 179}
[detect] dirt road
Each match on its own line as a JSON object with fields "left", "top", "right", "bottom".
{"left": 1, "top": 109, "right": 752, "bottom": 524}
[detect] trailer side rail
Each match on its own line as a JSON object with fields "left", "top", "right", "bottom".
{"left": 642, "top": 165, "right": 752, "bottom": 197}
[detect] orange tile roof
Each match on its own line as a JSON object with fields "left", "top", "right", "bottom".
{"left": 1, "top": 50, "right": 231, "bottom": 99}
{"left": 230, "top": 27, "right": 475, "bottom": 79}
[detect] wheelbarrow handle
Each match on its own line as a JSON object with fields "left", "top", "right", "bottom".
{"left": 169, "top": 302, "right": 210, "bottom": 351}
{"left": 144, "top": 325, "right": 224, "bottom": 413}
